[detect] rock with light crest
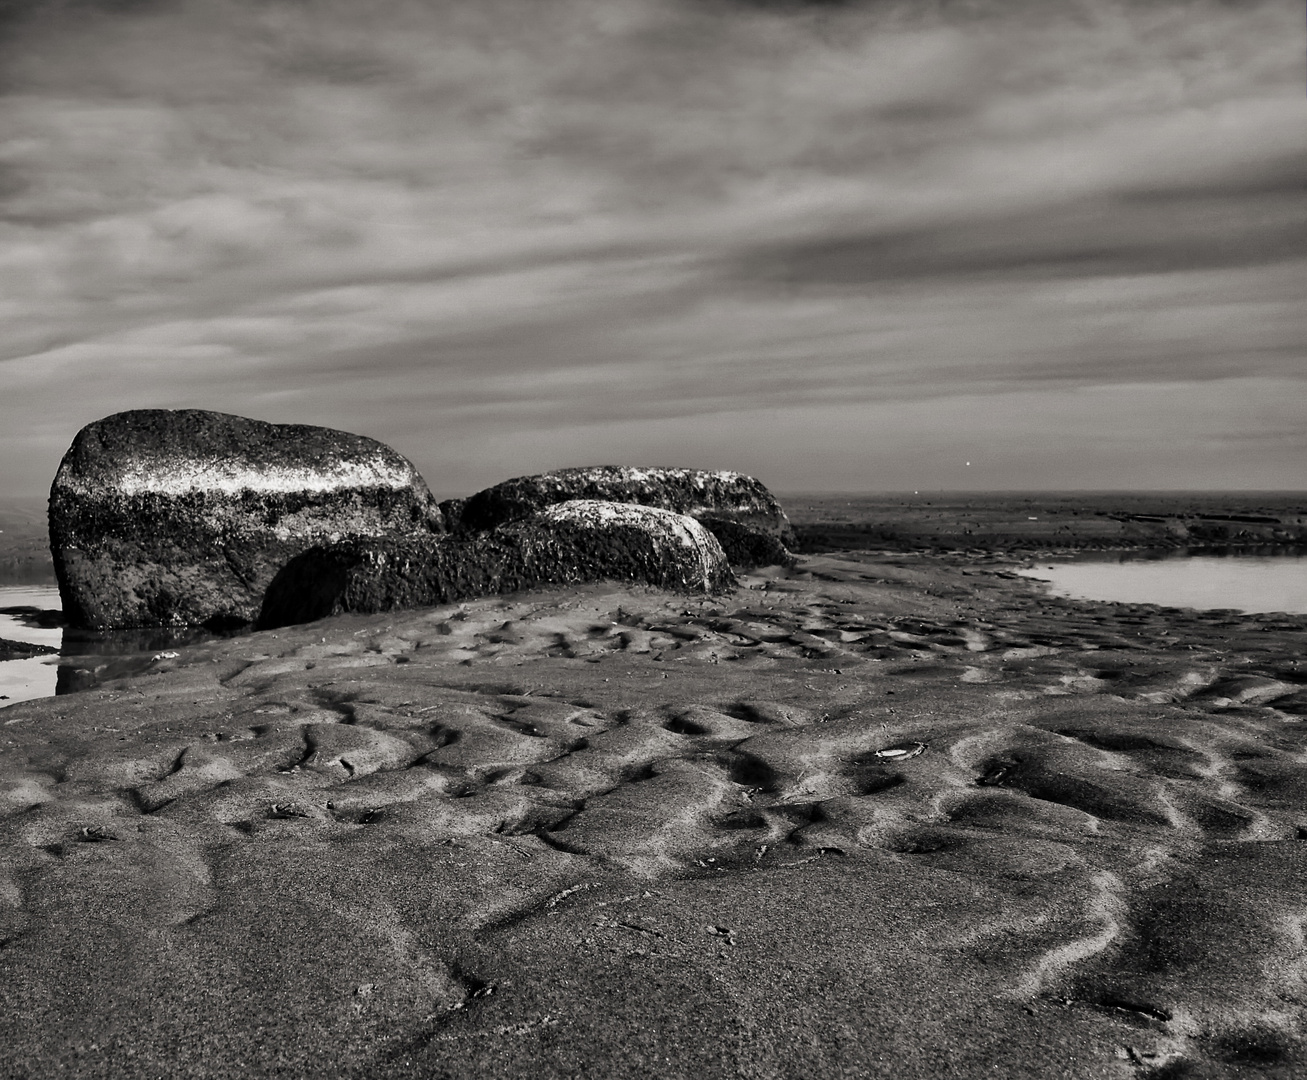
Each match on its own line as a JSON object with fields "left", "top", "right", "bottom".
{"left": 49, "top": 409, "right": 443, "bottom": 630}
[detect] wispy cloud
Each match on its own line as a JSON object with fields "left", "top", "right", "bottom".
{"left": 1, "top": 0, "right": 1303, "bottom": 493}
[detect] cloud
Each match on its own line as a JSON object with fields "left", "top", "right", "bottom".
{"left": 0, "top": 0, "right": 1303, "bottom": 493}
{"left": 738, "top": 174, "right": 1307, "bottom": 287}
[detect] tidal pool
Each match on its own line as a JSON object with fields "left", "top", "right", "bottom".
{"left": 0, "top": 585, "right": 62, "bottom": 706}
{"left": 0, "top": 585, "right": 247, "bottom": 706}
{"left": 1017, "top": 551, "right": 1307, "bottom": 615}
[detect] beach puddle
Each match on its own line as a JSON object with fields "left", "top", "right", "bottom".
{"left": 0, "top": 585, "right": 242, "bottom": 707}
{"left": 0, "top": 585, "right": 63, "bottom": 706}
{"left": 1018, "top": 551, "right": 1307, "bottom": 615}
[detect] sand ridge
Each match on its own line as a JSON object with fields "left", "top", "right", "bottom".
{"left": 2, "top": 552, "right": 1306, "bottom": 1077}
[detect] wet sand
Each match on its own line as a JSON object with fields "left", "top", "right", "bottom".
{"left": 3, "top": 539, "right": 1307, "bottom": 1077}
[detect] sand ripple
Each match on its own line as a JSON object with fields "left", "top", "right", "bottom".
{"left": 2, "top": 552, "right": 1306, "bottom": 1076}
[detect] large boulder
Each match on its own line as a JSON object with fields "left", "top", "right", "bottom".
{"left": 259, "top": 499, "right": 732, "bottom": 629}
{"left": 49, "top": 410, "right": 443, "bottom": 630}
{"left": 451, "top": 466, "right": 793, "bottom": 567}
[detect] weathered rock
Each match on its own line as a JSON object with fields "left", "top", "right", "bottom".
{"left": 49, "top": 410, "right": 443, "bottom": 630}
{"left": 437, "top": 496, "right": 467, "bottom": 533}
{"left": 696, "top": 515, "right": 797, "bottom": 570}
{"left": 450, "top": 465, "right": 794, "bottom": 567}
{"left": 259, "top": 500, "right": 732, "bottom": 629}
{"left": 525, "top": 500, "right": 733, "bottom": 595}
{"left": 454, "top": 466, "right": 792, "bottom": 539}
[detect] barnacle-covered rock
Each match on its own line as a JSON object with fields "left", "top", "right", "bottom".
{"left": 693, "top": 515, "right": 797, "bottom": 570}
{"left": 450, "top": 465, "right": 792, "bottom": 566}
{"left": 455, "top": 466, "right": 788, "bottom": 536}
{"left": 258, "top": 500, "right": 732, "bottom": 629}
{"left": 49, "top": 410, "right": 443, "bottom": 630}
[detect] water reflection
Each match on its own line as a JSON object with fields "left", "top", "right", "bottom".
{"left": 0, "top": 585, "right": 246, "bottom": 706}
{"left": 55, "top": 623, "right": 247, "bottom": 695}
{"left": 0, "top": 586, "right": 62, "bottom": 705}
{"left": 1017, "top": 550, "right": 1307, "bottom": 614}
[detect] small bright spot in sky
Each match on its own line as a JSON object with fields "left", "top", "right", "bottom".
{"left": 966, "top": 462, "right": 971, "bottom": 466}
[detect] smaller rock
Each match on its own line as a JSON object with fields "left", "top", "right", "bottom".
{"left": 259, "top": 500, "right": 733, "bottom": 629}
{"left": 696, "top": 515, "right": 796, "bottom": 570}
{"left": 438, "top": 497, "right": 468, "bottom": 533}
{"left": 453, "top": 466, "right": 791, "bottom": 541}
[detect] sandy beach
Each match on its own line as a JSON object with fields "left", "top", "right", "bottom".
{"left": 3, "top": 504, "right": 1307, "bottom": 1078}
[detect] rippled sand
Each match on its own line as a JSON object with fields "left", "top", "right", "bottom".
{"left": 2, "top": 552, "right": 1306, "bottom": 1077}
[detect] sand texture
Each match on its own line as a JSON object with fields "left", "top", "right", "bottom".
{"left": 2, "top": 551, "right": 1307, "bottom": 1077}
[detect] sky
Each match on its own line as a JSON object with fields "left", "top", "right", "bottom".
{"left": 1, "top": 0, "right": 1304, "bottom": 498}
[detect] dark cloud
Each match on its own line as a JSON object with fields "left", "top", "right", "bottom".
{"left": 736, "top": 185, "right": 1307, "bottom": 286}
{"left": 1123, "top": 150, "right": 1307, "bottom": 203}
{"left": 0, "top": 0, "right": 168, "bottom": 31}
{"left": 713, "top": 0, "right": 863, "bottom": 10}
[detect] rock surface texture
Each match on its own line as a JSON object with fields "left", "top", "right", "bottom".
{"left": 49, "top": 410, "right": 443, "bottom": 630}
{"left": 452, "top": 466, "right": 793, "bottom": 567}
{"left": 693, "top": 515, "right": 796, "bottom": 570}
{"left": 260, "top": 500, "right": 732, "bottom": 628}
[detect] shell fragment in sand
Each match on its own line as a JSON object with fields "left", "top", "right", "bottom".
{"left": 874, "top": 741, "right": 927, "bottom": 761}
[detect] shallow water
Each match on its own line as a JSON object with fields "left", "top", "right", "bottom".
{"left": 1017, "top": 551, "right": 1307, "bottom": 615}
{"left": 0, "top": 585, "right": 62, "bottom": 705}
{"left": 0, "top": 585, "right": 240, "bottom": 707}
